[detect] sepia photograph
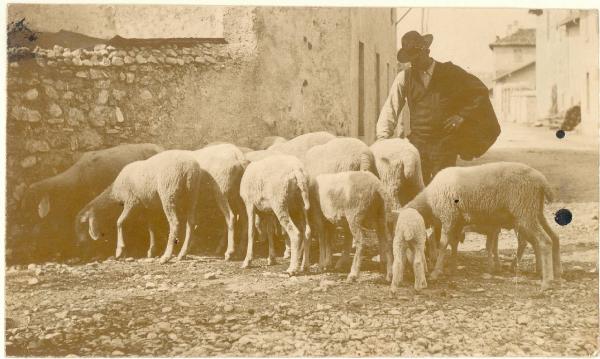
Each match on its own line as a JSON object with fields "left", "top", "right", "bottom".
{"left": 3, "top": 1, "right": 599, "bottom": 357}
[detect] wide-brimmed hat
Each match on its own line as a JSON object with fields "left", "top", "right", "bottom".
{"left": 397, "top": 31, "right": 433, "bottom": 62}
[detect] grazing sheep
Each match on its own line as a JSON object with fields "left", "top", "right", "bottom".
{"left": 20, "top": 143, "right": 163, "bottom": 259}
{"left": 303, "top": 137, "right": 379, "bottom": 271}
{"left": 370, "top": 138, "right": 424, "bottom": 211}
{"left": 239, "top": 155, "right": 311, "bottom": 275}
{"left": 259, "top": 136, "right": 287, "bottom": 150}
{"left": 76, "top": 150, "right": 232, "bottom": 264}
{"left": 204, "top": 141, "right": 254, "bottom": 154}
{"left": 268, "top": 131, "right": 335, "bottom": 159}
{"left": 311, "top": 171, "right": 393, "bottom": 282}
{"left": 390, "top": 208, "right": 428, "bottom": 292}
{"left": 406, "top": 162, "right": 560, "bottom": 290}
{"left": 193, "top": 144, "right": 247, "bottom": 260}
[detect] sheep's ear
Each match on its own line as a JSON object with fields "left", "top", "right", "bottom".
{"left": 88, "top": 216, "right": 100, "bottom": 241}
{"left": 38, "top": 195, "right": 50, "bottom": 219}
{"left": 79, "top": 211, "right": 89, "bottom": 223}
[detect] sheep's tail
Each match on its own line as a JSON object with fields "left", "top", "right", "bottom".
{"left": 540, "top": 175, "right": 554, "bottom": 203}
{"left": 292, "top": 166, "right": 311, "bottom": 240}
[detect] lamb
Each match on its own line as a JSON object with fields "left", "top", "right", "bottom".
{"left": 192, "top": 144, "right": 247, "bottom": 260}
{"left": 311, "top": 171, "right": 393, "bottom": 282}
{"left": 20, "top": 143, "right": 163, "bottom": 259}
{"left": 405, "top": 161, "right": 560, "bottom": 290}
{"left": 390, "top": 208, "right": 428, "bottom": 292}
{"left": 258, "top": 136, "right": 287, "bottom": 150}
{"left": 267, "top": 131, "right": 336, "bottom": 159}
{"left": 303, "top": 137, "right": 379, "bottom": 271}
{"left": 239, "top": 155, "right": 311, "bottom": 275}
{"left": 370, "top": 138, "right": 424, "bottom": 211}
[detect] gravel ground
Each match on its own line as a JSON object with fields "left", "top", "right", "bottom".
{"left": 5, "top": 202, "right": 599, "bottom": 357}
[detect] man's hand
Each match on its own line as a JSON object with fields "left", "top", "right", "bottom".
{"left": 443, "top": 115, "right": 465, "bottom": 134}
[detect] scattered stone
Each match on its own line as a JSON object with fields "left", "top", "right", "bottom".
{"left": 136, "top": 54, "right": 147, "bottom": 64}
{"left": 124, "top": 56, "right": 135, "bottom": 65}
{"left": 204, "top": 272, "right": 216, "bottom": 280}
{"left": 165, "top": 57, "right": 178, "bottom": 65}
{"left": 147, "top": 55, "right": 158, "bottom": 64}
{"left": 140, "top": 89, "right": 153, "bottom": 101}
{"left": 27, "top": 277, "right": 40, "bottom": 285}
{"left": 517, "top": 314, "right": 530, "bottom": 325}
{"left": 111, "top": 350, "right": 124, "bottom": 356}
{"left": 209, "top": 314, "right": 225, "bottom": 324}
{"left": 47, "top": 118, "right": 64, "bottom": 125}
{"left": 168, "top": 333, "right": 178, "bottom": 341}
{"left": 223, "top": 305, "right": 234, "bottom": 313}
{"left": 146, "top": 282, "right": 156, "bottom": 289}
{"left": 157, "top": 321, "right": 171, "bottom": 332}
{"left": 194, "top": 56, "right": 205, "bottom": 64}
{"left": 77, "top": 128, "right": 103, "bottom": 150}
{"left": 115, "top": 106, "right": 125, "bottom": 123}
{"left": 63, "top": 91, "right": 74, "bottom": 100}
{"left": 67, "top": 107, "right": 85, "bottom": 126}
{"left": 24, "top": 88, "right": 39, "bottom": 101}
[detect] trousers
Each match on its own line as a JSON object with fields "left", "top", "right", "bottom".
{"left": 408, "top": 135, "right": 457, "bottom": 185}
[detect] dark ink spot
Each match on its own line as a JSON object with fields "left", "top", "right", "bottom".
{"left": 307, "top": 42, "right": 312, "bottom": 50}
{"left": 454, "top": 199, "right": 459, "bottom": 204}
{"left": 303, "top": 36, "right": 307, "bottom": 42}
{"left": 554, "top": 208, "right": 572, "bottom": 226}
{"left": 302, "top": 79, "right": 308, "bottom": 87}
{"left": 556, "top": 130, "right": 565, "bottom": 139}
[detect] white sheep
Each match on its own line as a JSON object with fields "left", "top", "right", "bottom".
{"left": 370, "top": 138, "right": 424, "bottom": 211}
{"left": 303, "top": 137, "right": 379, "bottom": 271}
{"left": 405, "top": 161, "right": 560, "bottom": 290}
{"left": 239, "top": 155, "right": 311, "bottom": 275}
{"left": 20, "top": 143, "right": 163, "bottom": 259}
{"left": 390, "top": 208, "right": 428, "bottom": 292}
{"left": 76, "top": 150, "right": 234, "bottom": 264}
{"left": 268, "top": 131, "right": 335, "bottom": 159}
{"left": 244, "top": 149, "right": 284, "bottom": 163}
{"left": 193, "top": 144, "right": 247, "bottom": 260}
{"left": 311, "top": 171, "right": 393, "bottom": 282}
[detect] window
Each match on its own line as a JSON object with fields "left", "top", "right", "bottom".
{"left": 358, "top": 41, "right": 365, "bottom": 137}
{"left": 375, "top": 52, "right": 380, "bottom": 121}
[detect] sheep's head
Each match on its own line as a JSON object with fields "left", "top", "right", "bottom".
{"left": 75, "top": 209, "right": 105, "bottom": 242}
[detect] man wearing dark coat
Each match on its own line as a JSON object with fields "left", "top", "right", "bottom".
{"left": 376, "top": 30, "right": 500, "bottom": 184}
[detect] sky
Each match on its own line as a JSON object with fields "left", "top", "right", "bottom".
{"left": 395, "top": 7, "right": 537, "bottom": 74}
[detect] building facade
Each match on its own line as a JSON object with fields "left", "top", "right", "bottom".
{"left": 489, "top": 28, "right": 537, "bottom": 124}
{"left": 532, "top": 9, "right": 599, "bottom": 136}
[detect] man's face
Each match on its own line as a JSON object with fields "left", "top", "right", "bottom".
{"left": 410, "top": 49, "right": 431, "bottom": 71}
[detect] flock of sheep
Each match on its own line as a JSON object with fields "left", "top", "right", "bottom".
{"left": 21, "top": 131, "right": 562, "bottom": 292}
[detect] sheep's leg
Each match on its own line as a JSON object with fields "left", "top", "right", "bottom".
{"left": 214, "top": 192, "right": 236, "bottom": 261}
{"left": 521, "top": 224, "right": 554, "bottom": 290}
{"left": 283, "top": 236, "right": 291, "bottom": 259}
{"left": 336, "top": 227, "right": 353, "bottom": 272}
{"left": 346, "top": 219, "right": 364, "bottom": 282}
{"left": 512, "top": 231, "right": 529, "bottom": 272}
{"left": 539, "top": 213, "right": 562, "bottom": 280}
{"left": 412, "top": 241, "right": 428, "bottom": 291}
{"left": 276, "top": 210, "right": 302, "bottom": 276}
{"left": 241, "top": 204, "right": 255, "bottom": 269}
{"left": 430, "top": 226, "right": 452, "bottom": 280}
{"left": 115, "top": 203, "right": 134, "bottom": 259}
{"left": 390, "top": 238, "right": 408, "bottom": 295}
{"left": 147, "top": 225, "right": 156, "bottom": 258}
{"left": 448, "top": 238, "right": 459, "bottom": 276}
{"left": 488, "top": 228, "right": 502, "bottom": 273}
{"left": 312, "top": 212, "right": 327, "bottom": 271}
{"left": 323, "top": 223, "right": 335, "bottom": 270}
{"left": 376, "top": 212, "right": 393, "bottom": 282}
{"left": 176, "top": 221, "right": 194, "bottom": 261}
{"left": 267, "top": 220, "right": 277, "bottom": 266}
{"left": 159, "top": 202, "right": 185, "bottom": 264}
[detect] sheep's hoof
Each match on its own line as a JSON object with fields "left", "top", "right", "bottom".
{"left": 283, "top": 251, "right": 291, "bottom": 260}
{"left": 385, "top": 272, "right": 393, "bottom": 283}
{"left": 389, "top": 285, "right": 400, "bottom": 297}
{"left": 267, "top": 257, "right": 277, "bottom": 266}
{"left": 241, "top": 261, "right": 251, "bottom": 269}
{"left": 224, "top": 252, "right": 233, "bottom": 262}
{"left": 540, "top": 281, "right": 553, "bottom": 292}
{"left": 414, "top": 281, "right": 428, "bottom": 291}
{"left": 346, "top": 273, "right": 358, "bottom": 283}
{"left": 286, "top": 268, "right": 298, "bottom": 276}
{"left": 115, "top": 247, "right": 124, "bottom": 259}
{"left": 159, "top": 256, "right": 170, "bottom": 264}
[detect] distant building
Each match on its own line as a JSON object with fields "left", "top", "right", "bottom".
{"left": 489, "top": 26, "right": 537, "bottom": 124}
{"left": 530, "top": 9, "right": 599, "bottom": 136}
